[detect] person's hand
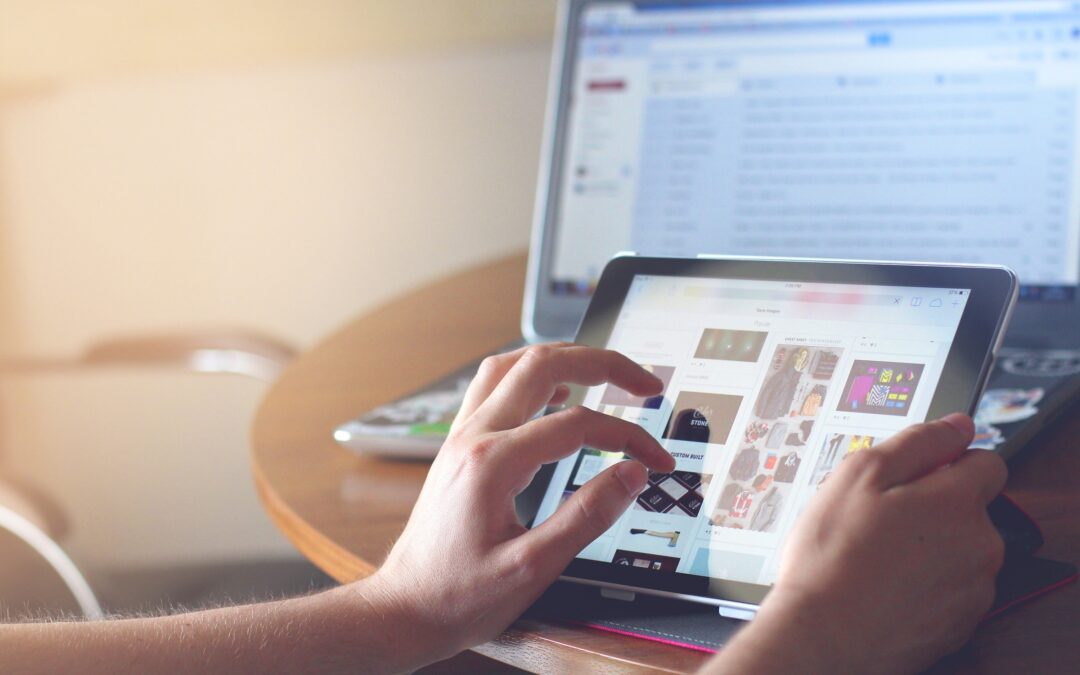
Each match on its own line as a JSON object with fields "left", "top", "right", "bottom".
{"left": 709, "top": 414, "right": 1007, "bottom": 675}
{"left": 0, "top": 345, "right": 670, "bottom": 675}
{"left": 359, "top": 344, "right": 675, "bottom": 668}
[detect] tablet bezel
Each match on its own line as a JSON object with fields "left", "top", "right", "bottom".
{"left": 518, "top": 255, "right": 1017, "bottom": 606}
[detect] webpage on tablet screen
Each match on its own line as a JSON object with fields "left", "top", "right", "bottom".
{"left": 534, "top": 274, "right": 972, "bottom": 586}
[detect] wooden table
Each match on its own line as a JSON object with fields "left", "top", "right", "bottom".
{"left": 251, "top": 253, "right": 1080, "bottom": 673}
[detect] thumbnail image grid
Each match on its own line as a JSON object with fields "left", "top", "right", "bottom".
{"left": 709, "top": 344, "right": 844, "bottom": 533}
{"left": 557, "top": 364, "right": 677, "bottom": 508}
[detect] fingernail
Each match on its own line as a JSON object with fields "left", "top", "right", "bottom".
{"left": 615, "top": 461, "right": 648, "bottom": 496}
{"left": 939, "top": 413, "right": 974, "bottom": 438}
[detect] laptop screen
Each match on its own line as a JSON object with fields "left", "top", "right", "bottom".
{"left": 540, "top": 0, "right": 1080, "bottom": 310}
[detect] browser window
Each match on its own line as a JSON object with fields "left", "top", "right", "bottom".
{"left": 534, "top": 273, "right": 972, "bottom": 585}
{"left": 549, "top": 0, "right": 1080, "bottom": 299}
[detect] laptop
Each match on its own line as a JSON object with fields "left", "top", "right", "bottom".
{"left": 337, "top": 0, "right": 1080, "bottom": 461}
{"left": 521, "top": 0, "right": 1080, "bottom": 460}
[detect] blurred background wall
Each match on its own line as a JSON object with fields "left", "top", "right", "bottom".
{"left": 0, "top": 0, "right": 554, "bottom": 607}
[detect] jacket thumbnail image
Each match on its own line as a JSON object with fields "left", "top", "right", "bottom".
{"left": 600, "top": 364, "right": 676, "bottom": 410}
{"left": 635, "top": 470, "right": 709, "bottom": 517}
{"left": 811, "top": 433, "right": 876, "bottom": 487}
{"left": 709, "top": 474, "right": 785, "bottom": 533}
{"left": 709, "top": 344, "right": 844, "bottom": 533}
{"left": 754, "top": 346, "right": 840, "bottom": 420}
{"left": 662, "top": 391, "right": 743, "bottom": 446}
{"left": 694, "top": 329, "right": 768, "bottom": 363}
{"left": 838, "top": 360, "right": 925, "bottom": 416}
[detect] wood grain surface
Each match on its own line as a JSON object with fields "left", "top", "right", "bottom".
{"left": 251, "top": 252, "right": 1080, "bottom": 673}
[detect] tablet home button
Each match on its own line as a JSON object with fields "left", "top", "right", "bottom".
{"left": 599, "top": 588, "right": 637, "bottom": 602}
{"left": 717, "top": 606, "right": 757, "bottom": 621}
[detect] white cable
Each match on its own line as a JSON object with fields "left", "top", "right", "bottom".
{"left": 0, "top": 504, "right": 103, "bottom": 619}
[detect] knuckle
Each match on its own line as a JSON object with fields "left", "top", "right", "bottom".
{"left": 457, "top": 433, "right": 500, "bottom": 466}
{"left": 525, "top": 343, "right": 557, "bottom": 361}
{"left": 901, "top": 419, "right": 960, "bottom": 452}
{"left": 626, "top": 420, "right": 653, "bottom": 444}
{"left": 503, "top": 542, "right": 545, "bottom": 582}
{"left": 563, "top": 405, "right": 595, "bottom": 424}
{"left": 476, "top": 354, "right": 506, "bottom": 379}
{"left": 886, "top": 420, "right": 920, "bottom": 442}
{"left": 889, "top": 422, "right": 934, "bottom": 449}
{"left": 573, "top": 488, "right": 600, "bottom": 523}
{"left": 572, "top": 488, "right": 617, "bottom": 531}
{"left": 928, "top": 418, "right": 970, "bottom": 448}
{"left": 518, "top": 344, "right": 558, "bottom": 374}
{"left": 841, "top": 449, "right": 886, "bottom": 483}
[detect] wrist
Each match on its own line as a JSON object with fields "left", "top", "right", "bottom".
{"left": 708, "top": 590, "right": 841, "bottom": 675}
{"left": 323, "top": 572, "right": 459, "bottom": 673}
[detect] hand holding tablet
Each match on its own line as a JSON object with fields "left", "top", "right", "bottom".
{"left": 716, "top": 413, "right": 1006, "bottom": 674}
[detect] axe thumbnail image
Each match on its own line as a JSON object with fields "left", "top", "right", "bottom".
{"left": 629, "top": 529, "right": 681, "bottom": 547}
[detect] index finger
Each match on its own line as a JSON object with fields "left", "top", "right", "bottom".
{"left": 501, "top": 406, "right": 675, "bottom": 476}
{"left": 473, "top": 345, "right": 664, "bottom": 431}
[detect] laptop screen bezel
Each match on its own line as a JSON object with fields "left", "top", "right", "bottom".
{"left": 523, "top": 0, "right": 597, "bottom": 342}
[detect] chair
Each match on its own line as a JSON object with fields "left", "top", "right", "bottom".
{"left": 0, "top": 328, "right": 296, "bottom": 619}
{"left": 1, "top": 329, "right": 295, "bottom": 382}
{"left": 0, "top": 483, "right": 102, "bottom": 618}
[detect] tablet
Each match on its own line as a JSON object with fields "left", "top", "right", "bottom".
{"left": 519, "top": 255, "right": 1017, "bottom": 617}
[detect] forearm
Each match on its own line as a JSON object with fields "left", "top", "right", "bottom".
{"left": 0, "top": 577, "right": 444, "bottom": 675}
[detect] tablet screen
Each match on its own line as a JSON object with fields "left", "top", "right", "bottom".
{"left": 532, "top": 273, "right": 971, "bottom": 587}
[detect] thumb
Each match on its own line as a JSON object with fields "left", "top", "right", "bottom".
{"left": 524, "top": 460, "right": 648, "bottom": 578}
{"left": 865, "top": 413, "right": 974, "bottom": 489}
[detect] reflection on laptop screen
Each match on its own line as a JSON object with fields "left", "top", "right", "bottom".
{"left": 548, "top": 0, "right": 1080, "bottom": 301}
